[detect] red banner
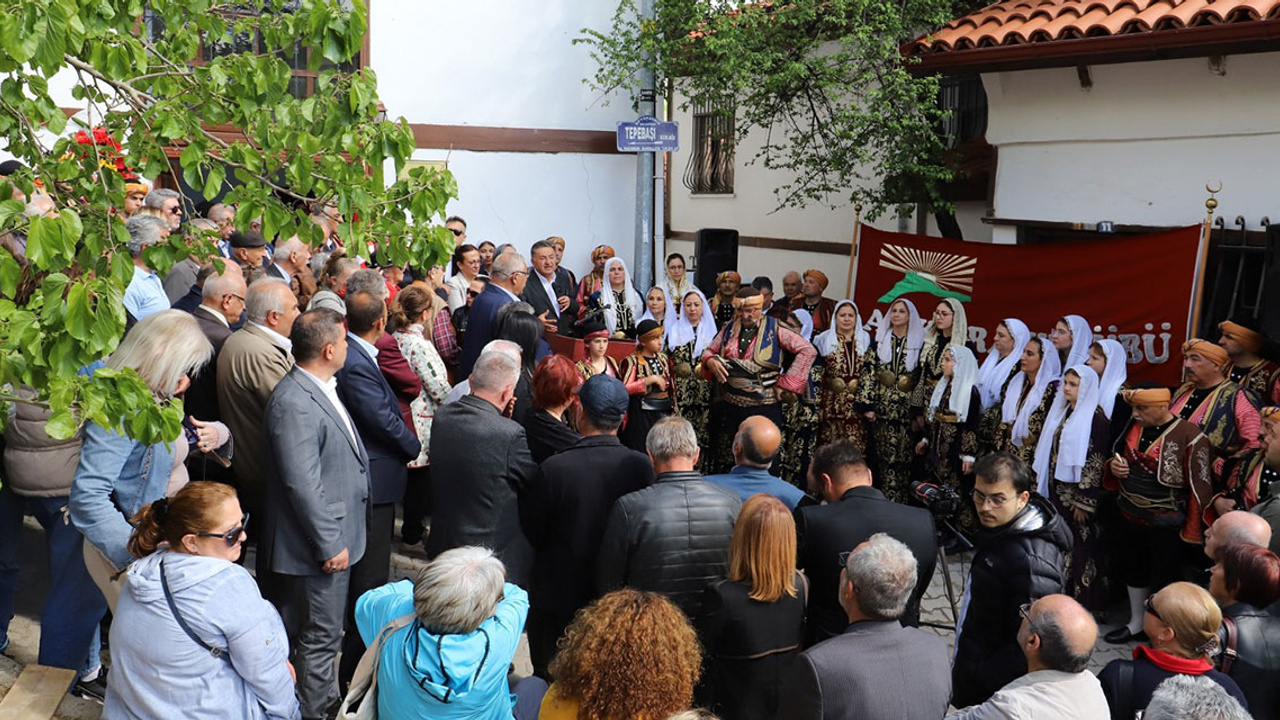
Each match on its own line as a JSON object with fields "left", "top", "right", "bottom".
{"left": 851, "top": 225, "right": 1206, "bottom": 385}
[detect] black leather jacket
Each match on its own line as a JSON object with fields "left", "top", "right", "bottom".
{"left": 596, "top": 471, "right": 743, "bottom": 618}
{"left": 1218, "top": 602, "right": 1280, "bottom": 718}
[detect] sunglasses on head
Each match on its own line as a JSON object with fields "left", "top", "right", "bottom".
{"left": 195, "top": 514, "right": 249, "bottom": 547}
{"left": 1144, "top": 594, "right": 1163, "bottom": 622}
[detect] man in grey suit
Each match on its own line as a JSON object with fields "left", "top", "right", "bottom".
{"left": 260, "top": 308, "right": 370, "bottom": 720}
{"left": 783, "top": 533, "right": 951, "bottom": 720}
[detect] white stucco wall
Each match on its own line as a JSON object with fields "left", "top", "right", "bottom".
{"left": 984, "top": 51, "right": 1280, "bottom": 244}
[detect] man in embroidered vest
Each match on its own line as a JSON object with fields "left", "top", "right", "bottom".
{"left": 1102, "top": 385, "right": 1215, "bottom": 644}
{"left": 1218, "top": 317, "right": 1280, "bottom": 408}
{"left": 1170, "top": 339, "right": 1261, "bottom": 473}
{"left": 789, "top": 268, "right": 837, "bottom": 334}
{"left": 702, "top": 287, "right": 817, "bottom": 474}
{"left": 1214, "top": 407, "right": 1280, "bottom": 523}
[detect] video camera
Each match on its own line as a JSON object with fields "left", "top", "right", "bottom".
{"left": 910, "top": 480, "right": 963, "bottom": 520}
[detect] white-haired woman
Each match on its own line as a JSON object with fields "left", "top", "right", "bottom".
{"left": 354, "top": 546, "right": 529, "bottom": 720}
{"left": 855, "top": 297, "right": 925, "bottom": 503}
{"left": 593, "top": 256, "right": 643, "bottom": 339}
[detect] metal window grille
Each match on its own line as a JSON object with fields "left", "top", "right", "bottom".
{"left": 939, "top": 75, "right": 988, "bottom": 149}
{"left": 683, "top": 99, "right": 735, "bottom": 195}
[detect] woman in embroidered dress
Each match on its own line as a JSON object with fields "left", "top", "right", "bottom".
{"left": 574, "top": 244, "right": 615, "bottom": 320}
{"left": 975, "top": 319, "right": 1031, "bottom": 457}
{"left": 778, "top": 309, "right": 823, "bottom": 490}
{"left": 1000, "top": 336, "right": 1062, "bottom": 465}
{"left": 619, "top": 320, "right": 677, "bottom": 452}
{"left": 815, "top": 301, "right": 870, "bottom": 451}
{"left": 1088, "top": 337, "right": 1131, "bottom": 447}
{"left": 667, "top": 289, "right": 716, "bottom": 454}
{"left": 661, "top": 253, "right": 694, "bottom": 310}
{"left": 918, "top": 345, "right": 982, "bottom": 532}
{"left": 1050, "top": 314, "right": 1093, "bottom": 379}
{"left": 640, "top": 286, "right": 669, "bottom": 326}
{"left": 912, "top": 298, "right": 976, "bottom": 428}
{"left": 594, "top": 256, "right": 644, "bottom": 339}
{"left": 1034, "top": 364, "right": 1110, "bottom": 612}
{"left": 575, "top": 322, "right": 620, "bottom": 382}
{"left": 856, "top": 297, "right": 925, "bottom": 503}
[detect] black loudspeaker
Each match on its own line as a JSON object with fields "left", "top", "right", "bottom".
{"left": 694, "top": 228, "right": 740, "bottom": 297}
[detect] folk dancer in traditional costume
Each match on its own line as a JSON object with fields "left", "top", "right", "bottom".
{"left": 778, "top": 309, "right": 822, "bottom": 490}
{"left": 1102, "top": 386, "right": 1214, "bottom": 644}
{"left": 1219, "top": 317, "right": 1280, "bottom": 407}
{"left": 1033, "top": 364, "right": 1111, "bottom": 612}
{"left": 619, "top": 319, "right": 677, "bottom": 452}
{"left": 639, "top": 286, "right": 669, "bottom": 327}
{"left": 999, "top": 336, "right": 1062, "bottom": 465}
{"left": 815, "top": 300, "right": 870, "bottom": 451}
{"left": 666, "top": 289, "right": 717, "bottom": 457}
{"left": 918, "top": 345, "right": 981, "bottom": 532}
{"left": 574, "top": 244, "right": 614, "bottom": 321}
{"left": 1086, "top": 338, "right": 1131, "bottom": 449}
{"left": 855, "top": 297, "right": 925, "bottom": 503}
{"left": 660, "top": 253, "right": 694, "bottom": 311}
{"left": 701, "top": 288, "right": 817, "bottom": 475}
{"left": 593, "top": 257, "right": 644, "bottom": 340}
{"left": 1215, "top": 406, "right": 1280, "bottom": 517}
{"left": 913, "top": 298, "right": 976, "bottom": 431}
{"left": 1171, "top": 339, "right": 1262, "bottom": 493}
{"left": 575, "top": 323, "right": 620, "bottom": 382}
{"left": 709, "top": 271, "right": 741, "bottom": 327}
{"left": 976, "top": 319, "right": 1031, "bottom": 457}
{"left": 788, "top": 268, "right": 837, "bottom": 334}
{"left": 1049, "top": 314, "right": 1093, "bottom": 379}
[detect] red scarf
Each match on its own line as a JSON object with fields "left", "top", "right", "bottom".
{"left": 1133, "top": 645, "right": 1212, "bottom": 674}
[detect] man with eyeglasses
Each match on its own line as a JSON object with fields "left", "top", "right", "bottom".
{"left": 184, "top": 263, "right": 248, "bottom": 466}
{"left": 948, "top": 594, "right": 1109, "bottom": 718}
{"left": 952, "top": 451, "right": 1071, "bottom": 710}
{"left": 458, "top": 251, "right": 529, "bottom": 376}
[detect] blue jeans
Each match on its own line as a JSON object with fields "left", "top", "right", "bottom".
{"left": 0, "top": 487, "right": 108, "bottom": 673}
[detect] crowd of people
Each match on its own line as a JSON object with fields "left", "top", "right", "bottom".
{"left": 2, "top": 183, "right": 1280, "bottom": 720}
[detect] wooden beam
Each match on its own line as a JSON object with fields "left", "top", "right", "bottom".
{"left": 408, "top": 124, "right": 623, "bottom": 155}
{"left": 668, "top": 229, "right": 851, "bottom": 256}
{"left": 0, "top": 665, "right": 78, "bottom": 720}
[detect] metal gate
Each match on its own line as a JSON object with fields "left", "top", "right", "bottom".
{"left": 1199, "top": 215, "right": 1280, "bottom": 338}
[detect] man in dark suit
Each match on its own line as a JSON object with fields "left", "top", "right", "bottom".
{"left": 333, "top": 291, "right": 422, "bottom": 686}
{"left": 782, "top": 533, "right": 951, "bottom": 720}
{"left": 428, "top": 340, "right": 538, "bottom": 584}
{"left": 519, "top": 374, "right": 655, "bottom": 677}
{"left": 185, "top": 264, "right": 247, "bottom": 481}
{"left": 260, "top": 308, "right": 369, "bottom": 720}
{"left": 796, "top": 440, "right": 937, "bottom": 645}
{"left": 458, "top": 252, "right": 528, "bottom": 376}
{"left": 521, "top": 239, "right": 579, "bottom": 336}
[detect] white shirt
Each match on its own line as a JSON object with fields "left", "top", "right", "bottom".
{"left": 946, "top": 669, "right": 1111, "bottom": 719}
{"left": 195, "top": 303, "right": 229, "bottom": 328}
{"left": 536, "top": 271, "right": 560, "bottom": 316}
{"left": 250, "top": 322, "right": 293, "bottom": 352}
{"left": 296, "top": 366, "right": 358, "bottom": 447}
{"left": 495, "top": 283, "right": 520, "bottom": 303}
{"left": 349, "top": 332, "right": 379, "bottom": 360}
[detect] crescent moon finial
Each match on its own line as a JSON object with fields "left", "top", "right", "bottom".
{"left": 1206, "top": 181, "right": 1223, "bottom": 194}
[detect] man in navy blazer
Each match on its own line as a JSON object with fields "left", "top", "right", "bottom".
{"left": 333, "top": 290, "right": 421, "bottom": 686}
{"left": 458, "top": 251, "right": 528, "bottom": 376}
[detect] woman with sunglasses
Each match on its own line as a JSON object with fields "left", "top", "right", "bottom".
{"left": 105, "top": 481, "right": 298, "bottom": 720}
{"left": 1098, "top": 581, "right": 1248, "bottom": 719}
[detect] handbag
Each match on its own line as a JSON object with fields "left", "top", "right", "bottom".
{"left": 338, "top": 612, "right": 416, "bottom": 720}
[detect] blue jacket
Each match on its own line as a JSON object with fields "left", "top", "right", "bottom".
{"left": 356, "top": 580, "right": 529, "bottom": 720}
{"left": 70, "top": 421, "right": 175, "bottom": 570}
{"left": 459, "top": 283, "right": 517, "bottom": 377}
{"left": 103, "top": 552, "right": 299, "bottom": 720}
{"left": 704, "top": 465, "right": 806, "bottom": 511}
{"left": 335, "top": 333, "right": 421, "bottom": 504}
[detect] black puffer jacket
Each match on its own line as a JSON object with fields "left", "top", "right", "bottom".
{"left": 1218, "top": 602, "right": 1280, "bottom": 718}
{"left": 596, "top": 471, "right": 743, "bottom": 619}
{"left": 951, "top": 494, "right": 1072, "bottom": 709}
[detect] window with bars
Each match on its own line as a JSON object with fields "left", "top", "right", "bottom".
{"left": 938, "top": 75, "right": 988, "bottom": 149}
{"left": 683, "top": 99, "right": 735, "bottom": 195}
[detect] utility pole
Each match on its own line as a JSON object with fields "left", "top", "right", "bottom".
{"left": 633, "top": 0, "right": 656, "bottom": 292}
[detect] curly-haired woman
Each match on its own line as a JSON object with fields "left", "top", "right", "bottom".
{"left": 541, "top": 589, "right": 701, "bottom": 720}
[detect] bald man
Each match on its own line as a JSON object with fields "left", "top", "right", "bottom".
{"left": 1204, "top": 510, "right": 1273, "bottom": 560}
{"left": 781, "top": 271, "right": 802, "bottom": 301}
{"left": 703, "top": 416, "right": 805, "bottom": 510}
{"left": 948, "top": 594, "right": 1110, "bottom": 719}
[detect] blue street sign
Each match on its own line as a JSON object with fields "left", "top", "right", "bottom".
{"left": 617, "top": 116, "right": 679, "bottom": 153}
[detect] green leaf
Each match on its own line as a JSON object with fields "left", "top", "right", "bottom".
{"left": 0, "top": 251, "right": 20, "bottom": 297}
{"left": 65, "top": 282, "right": 94, "bottom": 341}
{"left": 45, "top": 408, "right": 78, "bottom": 440}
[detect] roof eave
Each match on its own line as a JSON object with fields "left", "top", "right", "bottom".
{"left": 905, "top": 20, "right": 1280, "bottom": 75}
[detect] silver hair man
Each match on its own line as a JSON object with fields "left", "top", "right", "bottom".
{"left": 344, "top": 267, "right": 389, "bottom": 301}
{"left": 413, "top": 546, "right": 507, "bottom": 635}
{"left": 844, "top": 533, "right": 918, "bottom": 621}
{"left": 489, "top": 252, "right": 526, "bottom": 280}
{"left": 646, "top": 416, "right": 700, "bottom": 465}
{"left": 244, "top": 277, "right": 293, "bottom": 324}
{"left": 470, "top": 340, "right": 521, "bottom": 394}
{"left": 1143, "top": 675, "right": 1251, "bottom": 720}
{"left": 125, "top": 214, "right": 168, "bottom": 257}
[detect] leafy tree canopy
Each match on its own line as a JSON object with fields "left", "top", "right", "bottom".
{"left": 0, "top": 0, "right": 457, "bottom": 444}
{"left": 578, "top": 0, "right": 960, "bottom": 219}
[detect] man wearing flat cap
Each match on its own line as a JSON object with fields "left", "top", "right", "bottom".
{"left": 701, "top": 286, "right": 817, "bottom": 474}
{"left": 1102, "top": 383, "right": 1215, "bottom": 643}
{"left": 790, "top": 268, "right": 837, "bottom": 334}
{"left": 1219, "top": 317, "right": 1280, "bottom": 407}
{"left": 229, "top": 229, "right": 270, "bottom": 282}
{"left": 518, "top": 374, "right": 655, "bottom": 677}
{"left": 1171, "top": 338, "right": 1261, "bottom": 468}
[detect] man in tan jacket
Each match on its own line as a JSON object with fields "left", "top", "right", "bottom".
{"left": 217, "top": 278, "right": 299, "bottom": 521}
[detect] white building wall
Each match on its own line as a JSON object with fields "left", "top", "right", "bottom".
{"left": 984, "top": 52, "right": 1280, "bottom": 244}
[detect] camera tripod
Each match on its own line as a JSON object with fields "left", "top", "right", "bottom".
{"left": 918, "top": 517, "right": 972, "bottom": 633}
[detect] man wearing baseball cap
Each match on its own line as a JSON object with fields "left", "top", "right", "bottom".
{"left": 519, "top": 374, "right": 655, "bottom": 677}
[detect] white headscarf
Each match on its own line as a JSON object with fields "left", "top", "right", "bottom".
{"left": 665, "top": 288, "right": 717, "bottom": 358}
{"left": 927, "top": 345, "right": 979, "bottom": 423}
{"left": 1094, "top": 338, "right": 1128, "bottom": 419}
{"left": 876, "top": 298, "right": 925, "bottom": 371}
{"left": 1034, "top": 364, "right": 1102, "bottom": 495}
{"left": 977, "top": 319, "right": 1031, "bottom": 411}
{"left": 922, "top": 298, "right": 970, "bottom": 355}
{"left": 599, "top": 257, "right": 644, "bottom": 335}
{"left": 791, "top": 309, "right": 815, "bottom": 342}
{"left": 813, "top": 300, "right": 870, "bottom": 357}
{"left": 1058, "top": 314, "right": 1093, "bottom": 377}
{"left": 1007, "top": 337, "right": 1062, "bottom": 446}
{"left": 638, "top": 286, "right": 669, "bottom": 325}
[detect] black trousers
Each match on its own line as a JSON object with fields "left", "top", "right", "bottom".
{"left": 402, "top": 466, "right": 431, "bottom": 543}
{"left": 708, "top": 401, "right": 784, "bottom": 475}
{"left": 1112, "top": 514, "right": 1187, "bottom": 591}
{"left": 338, "top": 502, "right": 396, "bottom": 689}
{"left": 526, "top": 607, "right": 576, "bottom": 680}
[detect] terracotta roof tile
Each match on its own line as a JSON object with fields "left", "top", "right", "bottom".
{"left": 907, "top": 0, "right": 1280, "bottom": 54}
